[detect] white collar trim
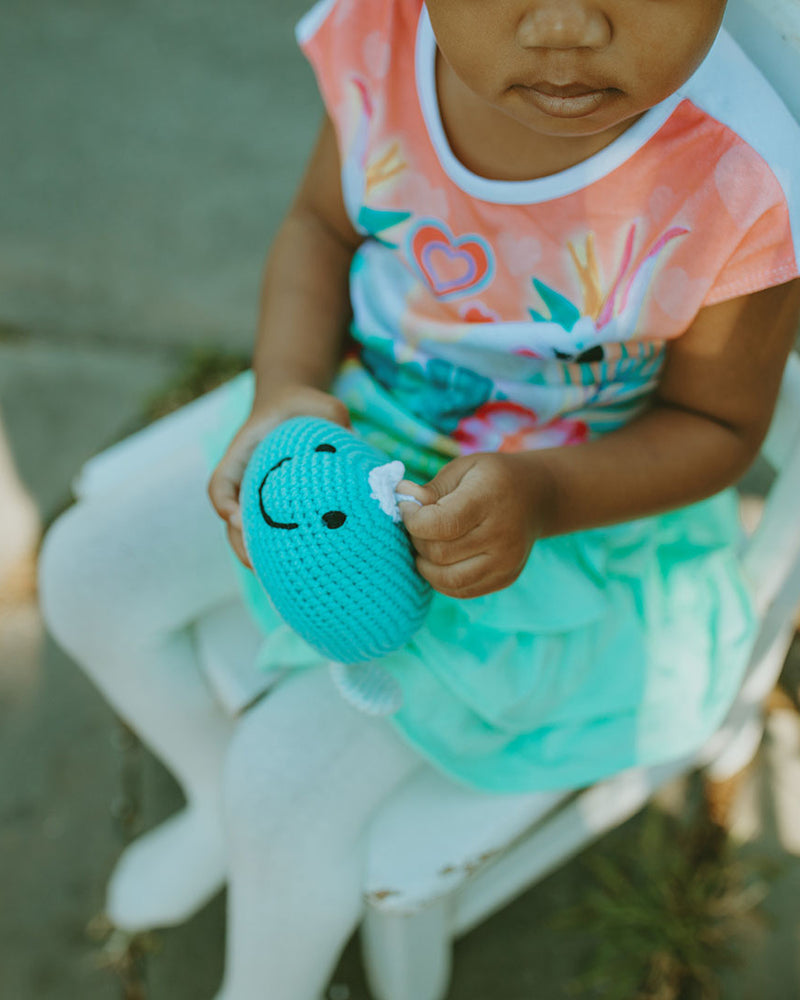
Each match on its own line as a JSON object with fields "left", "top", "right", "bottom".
{"left": 415, "top": 3, "right": 683, "bottom": 205}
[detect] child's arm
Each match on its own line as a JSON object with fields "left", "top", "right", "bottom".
{"left": 400, "top": 278, "right": 800, "bottom": 599}
{"left": 249, "top": 114, "right": 362, "bottom": 409}
{"left": 208, "top": 113, "right": 363, "bottom": 567}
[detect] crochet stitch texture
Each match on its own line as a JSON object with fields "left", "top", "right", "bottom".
{"left": 240, "top": 416, "right": 431, "bottom": 664}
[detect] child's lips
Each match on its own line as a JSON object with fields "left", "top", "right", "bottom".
{"left": 514, "top": 81, "right": 614, "bottom": 118}
{"left": 529, "top": 81, "right": 602, "bottom": 98}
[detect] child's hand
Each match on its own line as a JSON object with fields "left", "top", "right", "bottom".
{"left": 207, "top": 385, "right": 350, "bottom": 570}
{"left": 397, "top": 452, "right": 547, "bottom": 599}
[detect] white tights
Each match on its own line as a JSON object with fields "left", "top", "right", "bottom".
{"left": 38, "top": 439, "right": 427, "bottom": 1000}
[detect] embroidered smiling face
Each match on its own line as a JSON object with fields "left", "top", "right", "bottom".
{"left": 257, "top": 444, "right": 348, "bottom": 532}
{"left": 239, "top": 416, "right": 432, "bottom": 664}
{"left": 247, "top": 421, "right": 387, "bottom": 541}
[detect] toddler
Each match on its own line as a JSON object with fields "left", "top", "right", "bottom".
{"left": 39, "top": 1, "right": 800, "bottom": 998}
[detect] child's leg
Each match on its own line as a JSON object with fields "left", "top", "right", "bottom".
{"left": 218, "top": 662, "right": 426, "bottom": 1000}
{"left": 38, "top": 442, "right": 244, "bottom": 929}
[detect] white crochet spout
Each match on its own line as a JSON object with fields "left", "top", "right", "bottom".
{"left": 368, "top": 460, "right": 423, "bottom": 524}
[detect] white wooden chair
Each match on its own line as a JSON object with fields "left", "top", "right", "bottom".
{"left": 72, "top": 1, "right": 800, "bottom": 996}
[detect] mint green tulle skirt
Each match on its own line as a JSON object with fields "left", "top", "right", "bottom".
{"left": 202, "top": 370, "right": 757, "bottom": 794}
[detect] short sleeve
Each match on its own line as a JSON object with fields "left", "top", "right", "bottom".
{"left": 295, "top": 0, "right": 345, "bottom": 119}
{"left": 703, "top": 206, "right": 798, "bottom": 305}
{"left": 702, "top": 145, "right": 799, "bottom": 306}
{"left": 294, "top": 0, "right": 392, "bottom": 125}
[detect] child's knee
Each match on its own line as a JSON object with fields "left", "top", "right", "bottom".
{"left": 38, "top": 502, "right": 121, "bottom": 651}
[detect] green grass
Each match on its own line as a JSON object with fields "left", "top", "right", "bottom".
{"left": 553, "top": 774, "right": 778, "bottom": 1000}
{"left": 0, "top": 320, "right": 26, "bottom": 342}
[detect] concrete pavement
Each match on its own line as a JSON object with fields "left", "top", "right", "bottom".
{"left": 2, "top": 0, "right": 800, "bottom": 996}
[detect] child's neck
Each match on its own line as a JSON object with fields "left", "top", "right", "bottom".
{"left": 435, "top": 50, "right": 643, "bottom": 182}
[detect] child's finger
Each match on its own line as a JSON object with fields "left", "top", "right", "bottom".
{"left": 226, "top": 519, "right": 253, "bottom": 570}
{"left": 398, "top": 472, "right": 482, "bottom": 541}
{"left": 411, "top": 530, "right": 485, "bottom": 567}
{"left": 403, "top": 498, "right": 481, "bottom": 542}
{"left": 208, "top": 481, "right": 237, "bottom": 521}
{"left": 396, "top": 479, "right": 432, "bottom": 505}
{"left": 207, "top": 442, "right": 254, "bottom": 519}
{"left": 416, "top": 552, "right": 493, "bottom": 599}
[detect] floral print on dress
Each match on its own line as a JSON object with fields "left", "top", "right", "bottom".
{"left": 361, "top": 339, "right": 494, "bottom": 435}
{"left": 521, "top": 224, "right": 689, "bottom": 362}
{"left": 454, "top": 401, "right": 589, "bottom": 453}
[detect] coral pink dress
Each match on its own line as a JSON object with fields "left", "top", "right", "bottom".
{"left": 204, "top": 0, "right": 800, "bottom": 792}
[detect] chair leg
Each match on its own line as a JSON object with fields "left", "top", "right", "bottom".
{"left": 361, "top": 897, "right": 452, "bottom": 1000}
{"left": 704, "top": 704, "right": 765, "bottom": 784}
{"left": 703, "top": 703, "right": 765, "bottom": 828}
{"left": 703, "top": 766, "right": 752, "bottom": 829}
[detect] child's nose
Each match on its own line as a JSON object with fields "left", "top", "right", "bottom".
{"left": 516, "top": 0, "right": 611, "bottom": 51}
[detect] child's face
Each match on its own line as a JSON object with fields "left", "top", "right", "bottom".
{"left": 425, "top": 0, "right": 727, "bottom": 141}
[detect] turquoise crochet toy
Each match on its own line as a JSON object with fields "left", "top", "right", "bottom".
{"left": 239, "top": 416, "right": 432, "bottom": 716}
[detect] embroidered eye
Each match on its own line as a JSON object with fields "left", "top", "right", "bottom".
{"left": 315, "top": 444, "right": 336, "bottom": 453}
{"left": 322, "top": 511, "right": 347, "bottom": 529}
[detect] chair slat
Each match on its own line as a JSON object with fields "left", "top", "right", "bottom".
{"left": 741, "top": 354, "right": 800, "bottom": 613}
{"left": 365, "top": 770, "right": 566, "bottom": 912}
{"left": 762, "top": 353, "right": 800, "bottom": 471}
